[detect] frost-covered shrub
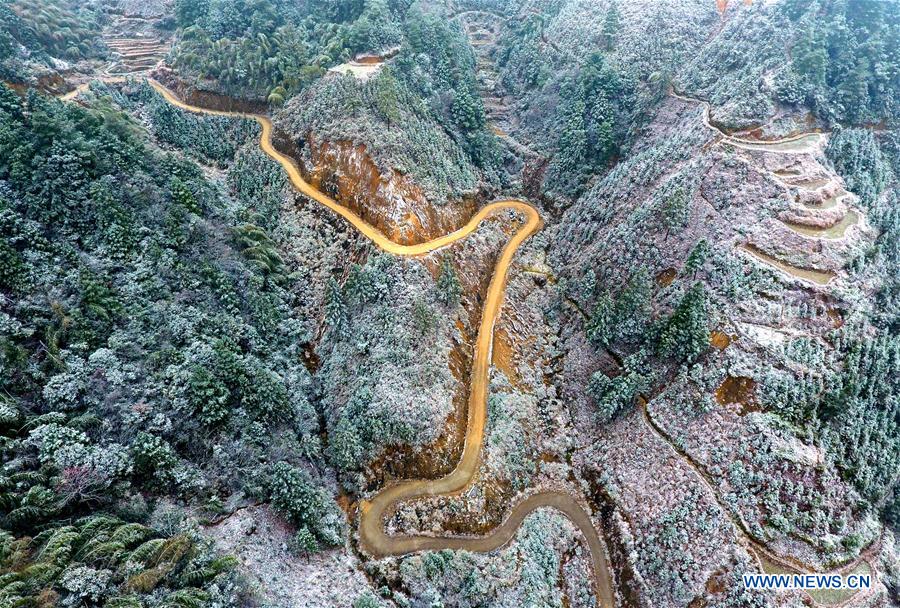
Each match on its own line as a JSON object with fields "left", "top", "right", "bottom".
{"left": 485, "top": 393, "right": 538, "bottom": 490}
{"left": 0, "top": 516, "right": 241, "bottom": 607}
{"left": 398, "top": 511, "right": 587, "bottom": 608}
{"left": 319, "top": 255, "right": 455, "bottom": 476}
{"left": 59, "top": 565, "right": 113, "bottom": 606}
{"left": 132, "top": 432, "right": 182, "bottom": 488}
{"left": 42, "top": 354, "right": 89, "bottom": 411}
{"left": 269, "top": 462, "right": 344, "bottom": 546}
{"left": 353, "top": 592, "right": 383, "bottom": 608}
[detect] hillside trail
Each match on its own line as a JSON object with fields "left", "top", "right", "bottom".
{"left": 670, "top": 89, "right": 862, "bottom": 285}
{"left": 128, "top": 80, "right": 615, "bottom": 607}
{"left": 57, "top": 9, "right": 169, "bottom": 100}
{"left": 452, "top": 9, "right": 541, "bottom": 161}
{"left": 657, "top": 91, "right": 878, "bottom": 606}
{"left": 670, "top": 89, "right": 825, "bottom": 152}
{"left": 640, "top": 401, "right": 877, "bottom": 607}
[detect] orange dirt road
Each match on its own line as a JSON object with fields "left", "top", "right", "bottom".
{"left": 143, "top": 79, "right": 615, "bottom": 607}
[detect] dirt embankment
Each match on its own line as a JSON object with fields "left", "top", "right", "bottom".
{"left": 153, "top": 69, "right": 267, "bottom": 113}
{"left": 302, "top": 135, "right": 478, "bottom": 246}
{"left": 4, "top": 72, "right": 69, "bottom": 96}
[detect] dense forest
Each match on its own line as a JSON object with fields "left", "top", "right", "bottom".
{"left": 1, "top": 0, "right": 899, "bottom": 607}
{"left": 170, "top": 0, "right": 411, "bottom": 99}
{"left": 1, "top": 0, "right": 104, "bottom": 81}
{"left": 680, "top": 0, "right": 899, "bottom": 128}
{"left": 0, "top": 80, "right": 347, "bottom": 604}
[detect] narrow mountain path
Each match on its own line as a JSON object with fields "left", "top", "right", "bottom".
{"left": 739, "top": 245, "right": 835, "bottom": 285}
{"left": 670, "top": 89, "right": 825, "bottom": 152}
{"left": 670, "top": 89, "right": 862, "bottom": 285}
{"left": 134, "top": 79, "right": 615, "bottom": 608}
{"left": 454, "top": 10, "right": 541, "bottom": 160}
{"left": 657, "top": 88, "right": 880, "bottom": 605}
{"left": 640, "top": 400, "right": 877, "bottom": 606}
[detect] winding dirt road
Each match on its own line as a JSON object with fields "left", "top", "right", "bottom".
{"left": 142, "top": 80, "right": 614, "bottom": 607}
{"left": 739, "top": 245, "right": 835, "bottom": 285}
{"left": 670, "top": 89, "right": 866, "bottom": 285}
{"left": 671, "top": 89, "right": 825, "bottom": 153}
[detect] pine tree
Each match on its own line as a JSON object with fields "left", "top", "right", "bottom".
{"left": 587, "top": 352, "right": 648, "bottom": 423}
{"left": 837, "top": 55, "right": 872, "bottom": 122}
{"left": 792, "top": 27, "right": 826, "bottom": 88}
{"left": 451, "top": 85, "right": 484, "bottom": 133}
{"left": 373, "top": 68, "right": 401, "bottom": 125}
{"left": 293, "top": 526, "right": 319, "bottom": 561}
{"left": 684, "top": 239, "right": 710, "bottom": 276}
{"left": 170, "top": 177, "right": 200, "bottom": 215}
{"left": 615, "top": 267, "right": 653, "bottom": 342}
{"left": 587, "top": 293, "right": 615, "bottom": 348}
{"left": 325, "top": 277, "right": 347, "bottom": 335}
{"left": 436, "top": 256, "right": 461, "bottom": 307}
{"left": 0, "top": 83, "right": 21, "bottom": 117}
{"left": 555, "top": 79, "right": 589, "bottom": 175}
{"left": 660, "top": 283, "right": 710, "bottom": 363}
{"left": 663, "top": 185, "right": 690, "bottom": 233}
{"left": 412, "top": 298, "right": 436, "bottom": 336}
{"left": 602, "top": 0, "right": 621, "bottom": 50}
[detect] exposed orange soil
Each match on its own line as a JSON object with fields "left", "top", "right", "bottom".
{"left": 717, "top": 0, "right": 753, "bottom": 15}
{"left": 305, "top": 136, "right": 477, "bottom": 245}
{"left": 826, "top": 307, "right": 844, "bottom": 329}
{"left": 492, "top": 326, "right": 527, "bottom": 391}
{"left": 656, "top": 267, "right": 677, "bottom": 287}
{"left": 142, "top": 79, "right": 614, "bottom": 607}
{"left": 709, "top": 330, "right": 733, "bottom": 350}
{"left": 714, "top": 376, "right": 756, "bottom": 408}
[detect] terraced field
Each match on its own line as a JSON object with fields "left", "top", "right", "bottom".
{"left": 105, "top": 36, "right": 169, "bottom": 74}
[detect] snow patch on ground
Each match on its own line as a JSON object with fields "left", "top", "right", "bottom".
{"left": 205, "top": 505, "right": 376, "bottom": 607}
{"left": 328, "top": 61, "right": 383, "bottom": 81}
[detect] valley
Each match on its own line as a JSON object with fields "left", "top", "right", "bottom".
{"left": 0, "top": 1, "right": 897, "bottom": 608}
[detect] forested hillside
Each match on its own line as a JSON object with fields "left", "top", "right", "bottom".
{"left": 0, "top": 80, "right": 347, "bottom": 605}
{"left": 679, "top": 0, "right": 899, "bottom": 128}
{"left": 1, "top": 0, "right": 104, "bottom": 81}
{"left": 489, "top": 0, "right": 719, "bottom": 197}
{"left": 170, "top": 0, "right": 410, "bottom": 99}
{"left": 276, "top": 10, "right": 499, "bottom": 215}
{"left": 1, "top": 0, "right": 899, "bottom": 607}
